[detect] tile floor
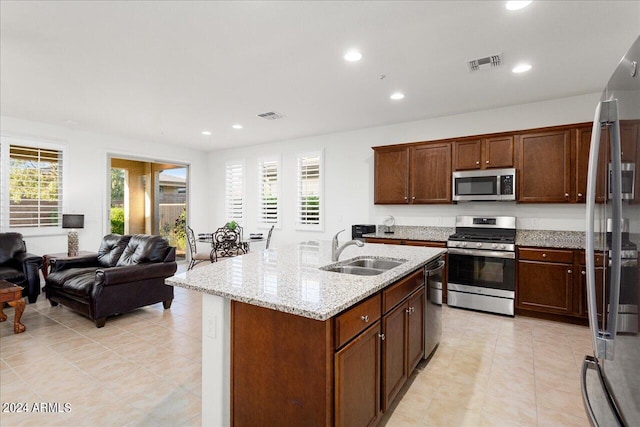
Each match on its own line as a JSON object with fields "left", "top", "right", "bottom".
{"left": 1, "top": 265, "right": 591, "bottom": 426}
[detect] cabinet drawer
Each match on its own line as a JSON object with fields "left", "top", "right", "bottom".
{"left": 383, "top": 269, "right": 425, "bottom": 313}
{"left": 577, "top": 251, "right": 606, "bottom": 266}
{"left": 404, "top": 240, "right": 446, "bottom": 248}
{"left": 335, "top": 293, "right": 382, "bottom": 349}
{"left": 365, "top": 238, "right": 403, "bottom": 244}
{"left": 519, "top": 248, "right": 573, "bottom": 264}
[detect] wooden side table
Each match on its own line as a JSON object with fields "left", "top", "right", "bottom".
{"left": 42, "top": 250, "right": 96, "bottom": 280}
{"left": 0, "top": 279, "right": 26, "bottom": 334}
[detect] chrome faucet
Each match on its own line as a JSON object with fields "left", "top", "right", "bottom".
{"left": 332, "top": 229, "right": 364, "bottom": 262}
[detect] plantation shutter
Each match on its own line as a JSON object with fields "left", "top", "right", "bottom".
{"left": 296, "top": 152, "right": 322, "bottom": 229}
{"left": 225, "top": 161, "right": 244, "bottom": 224}
{"left": 258, "top": 159, "right": 279, "bottom": 226}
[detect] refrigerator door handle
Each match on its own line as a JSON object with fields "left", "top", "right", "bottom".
{"left": 585, "top": 100, "right": 620, "bottom": 360}
{"left": 581, "top": 356, "right": 599, "bottom": 427}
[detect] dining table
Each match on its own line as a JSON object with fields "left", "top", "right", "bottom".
{"left": 197, "top": 233, "right": 265, "bottom": 253}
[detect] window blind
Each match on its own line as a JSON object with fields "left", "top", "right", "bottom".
{"left": 296, "top": 153, "right": 322, "bottom": 229}
{"left": 225, "top": 161, "right": 244, "bottom": 224}
{"left": 257, "top": 159, "right": 279, "bottom": 226}
{"left": 8, "top": 144, "right": 63, "bottom": 228}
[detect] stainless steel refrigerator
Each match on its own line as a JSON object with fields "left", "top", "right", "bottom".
{"left": 583, "top": 35, "right": 640, "bottom": 426}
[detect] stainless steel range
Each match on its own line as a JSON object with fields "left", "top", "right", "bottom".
{"left": 447, "top": 216, "right": 516, "bottom": 316}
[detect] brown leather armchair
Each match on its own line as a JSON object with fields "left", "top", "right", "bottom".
{"left": 45, "top": 234, "right": 177, "bottom": 327}
{"left": 0, "top": 232, "right": 43, "bottom": 303}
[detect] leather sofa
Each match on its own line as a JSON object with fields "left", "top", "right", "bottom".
{"left": 45, "top": 234, "right": 177, "bottom": 327}
{"left": 0, "top": 232, "right": 43, "bottom": 303}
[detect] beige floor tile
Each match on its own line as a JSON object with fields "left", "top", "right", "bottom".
{"left": 422, "top": 397, "right": 483, "bottom": 427}
{"left": 537, "top": 405, "right": 590, "bottom": 427}
{"left": 536, "top": 386, "right": 587, "bottom": 419}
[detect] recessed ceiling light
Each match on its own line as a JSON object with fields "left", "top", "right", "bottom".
{"left": 232, "top": 124, "right": 243, "bottom": 130}
{"left": 505, "top": 1, "right": 532, "bottom": 11}
{"left": 201, "top": 131, "right": 212, "bottom": 136}
{"left": 512, "top": 63, "right": 532, "bottom": 73}
{"left": 390, "top": 92, "right": 405, "bottom": 100}
{"left": 344, "top": 50, "right": 363, "bottom": 62}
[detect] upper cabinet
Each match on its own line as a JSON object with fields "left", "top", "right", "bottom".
{"left": 374, "top": 146, "right": 410, "bottom": 204}
{"left": 516, "top": 129, "right": 572, "bottom": 203}
{"left": 574, "top": 125, "right": 608, "bottom": 203}
{"left": 374, "top": 142, "right": 451, "bottom": 204}
{"left": 453, "top": 136, "right": 514, "bottom": 171}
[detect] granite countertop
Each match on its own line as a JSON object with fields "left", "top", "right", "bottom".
{"left": 166, "top": 240, "right": 445, "bottom": 321}
{"left": 516, "top": 230, "right": 586, "bottom": 249}
{"left": 363, "top": 226, "right": 453, "bottom": 242}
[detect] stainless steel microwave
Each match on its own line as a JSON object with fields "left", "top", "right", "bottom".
{"left": 452, "top": 168, "right": 516, "bottom": 201}
{"left": 609, "top": 162, "right": 635, "bottom": 200}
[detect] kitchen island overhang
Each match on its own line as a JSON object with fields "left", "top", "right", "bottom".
{"left": 166, "top": 241, "right": 445, "bottom": 426}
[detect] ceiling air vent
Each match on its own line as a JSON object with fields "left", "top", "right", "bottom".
{"left": 467, "top": 53, "right": 503, "bottom": 72}
{"left": 257, "top": 111, "right": 285, "bottom": 120}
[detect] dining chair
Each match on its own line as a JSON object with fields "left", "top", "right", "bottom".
{"left": 212, "top": 226, "right": 245, "bottom": 260}
{"left": 266, "top": 225, "right": 275, "bottom": 249}
{"left": 186, "top": 226, "right": 214, "bottom": 270}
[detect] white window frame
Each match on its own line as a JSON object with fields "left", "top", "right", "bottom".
{"left": 0, "top": 135, "right": 67, "bottom": 234}
{"left": 257, "top": 155, "right": 281, "bottom": 229}
{"left": 225, "top": 160, "right": 245, "bottom": 225}
{"left": 295, "top": 150, "right": 323, "bottom": 231}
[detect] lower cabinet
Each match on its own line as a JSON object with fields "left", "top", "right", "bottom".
{"left": 517, "top": 247, "right": 608, "bottom": 323}
{"left": 335, "top": 321, "right": 382, "bottom": 427}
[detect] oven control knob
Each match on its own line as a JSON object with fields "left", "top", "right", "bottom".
{"left": 462, "top": 242, "right": 468, "bottom": 248}
{"left": 499, "top": 244, "right": 506, "bottom": 249}
{"left": 476, "top": 243, "right": 482, "bottom": 248}
{"left": 491, "top": 243, "right": 498, "bottom": 249}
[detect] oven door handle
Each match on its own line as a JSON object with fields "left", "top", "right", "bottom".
{"left": 447, "top": 248, "right": 515, "bottom": 259}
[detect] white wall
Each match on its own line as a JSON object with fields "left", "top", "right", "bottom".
{"left": 0, "top": 116, "right": 210, "bottom": 256}
{"left": 208, "top": 93, "right": 602, "bottom": 247}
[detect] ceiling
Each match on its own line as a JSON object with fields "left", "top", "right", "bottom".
{"left": 1, "top": 1, "right": 639, "bottom": 152}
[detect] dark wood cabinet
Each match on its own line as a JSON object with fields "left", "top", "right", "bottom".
{"left": 381, "top": 282, "right": 424, "bottom": 412}
{"left": 575, "top": 126, "right": 609, "bottom": 203}
{"left": 517, "top": 248, "right": 574, "bottom": 315}
{"left": 374, "top": 146, "right": 409, "bottom": 204}
{"left": 335, "top": 321, "right": 382, "bottom": 427}
{"left": 373, "top": 142, "right": 451, "bottom": 204}
{"left": 411, "top": 143, "right": 452, "bottom": 203}
{"left": 517, "top": 129, "right": 572, "bottom": 203}
{"left": 453, "top": 136, "right": 513, "bottom": 171}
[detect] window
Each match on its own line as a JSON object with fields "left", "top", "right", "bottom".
{"left": 1, "top": 137, "right": 64, "bottom": 229}
{"left": 296, "top": 151, "right": 323, "bottom": 230}
{"left": 225, "top": 161, "right": 244, "bottom": 224}
{"left": 257, "top": 158, "right": 280, "bottom": 227}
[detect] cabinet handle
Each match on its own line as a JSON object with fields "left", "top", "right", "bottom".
{"left": 406, "top": 307, "right": 411, "bottom": 313}
{"left": 578, "top": 193, "right": 583, "bottom": 197}
{"left": 476, "top": 161, "right": 480, "bottom": 165}
{"left": 582, "top": 270, "right": 586, "bottom": 275}
{"left": 379, "top": 333, "right": 385, "bottom": 341}
{"left": 486, "top": 160, "right": 490, "bottom": 164}
{"left": 568, "top": 269, "right": 572, "bottom": 274}
{"left": 565, "top": 193, "right": 570, "bottom": 198}
{"left": 412, "top": 196, "right": 416, "bottom": 200}
{"left": 361, "top": 315, "right": 369, "bottom": 323}
{"left": 405, "top": 307, "right": 415, "bottom": 314}
{"left": 404, "top": 196, "right": 408, "bottom": 200}
{"left": 542, "top": 253, "right": 547, "bottom": 258}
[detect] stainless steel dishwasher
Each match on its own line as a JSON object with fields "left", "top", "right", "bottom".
{"left": 424, "top": 257, "right": 444, "bottom": 359}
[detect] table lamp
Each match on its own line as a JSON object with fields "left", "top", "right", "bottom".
{"left": 62, "top": 214, "right": 84, "bottom": 256}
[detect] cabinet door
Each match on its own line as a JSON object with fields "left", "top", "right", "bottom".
{"left": 381, "top": 302, "right": 407, "bottom": 412}
{"left": 579, "top": 267, "right": 607, "bottom": 328}
{"left": 484, "top": 136, "right": 514, "bottom": 168}
{"left": 575, "top": 126, "right": 608, "bottom": 203}
{"left": 335, "top": 321, "right": 382, "bottom": 427}
{"left": 411, "top": 143, "right": 452, "bottom": 203}
{"left": 453, "top": 139, "right": 482, "bottom": 170}
{"left": 407, "top": 288, "right": 425, "bottom": 374}
{"left": 517, "top": 130, "right": 571, "bottom": 202}
{"left": 517, "top": 260, "right": 574, "bottom": 314}
{"left": 620, "top": 122, "right": 638, "bottom": 163}
{"left": 374, "top": 147, "right": 409, "bottom": 204}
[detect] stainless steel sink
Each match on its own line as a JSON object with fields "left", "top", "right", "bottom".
{"left": 320, "top": 257, "right": 406, "bottom": 276}
{"left": 322, "top": 265, "right": 385, "bottom": 276}
{"left": 343, "top": 258, "right": 403, "bottom": 270}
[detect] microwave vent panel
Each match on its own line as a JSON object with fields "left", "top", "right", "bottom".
{"left": 257, "top": 111, "right": 285, "bottom": 120}
{"left": 467, "top": 54, "right": 503, "bottom": 72}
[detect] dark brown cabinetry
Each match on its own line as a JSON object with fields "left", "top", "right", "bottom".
{"left": 374, "top": 142, "right": 451, "bottom": 204}
{"left": 381, "top": 271, "right": 424, "bottom": 411}
{"left": 335, "top": 321, "right": 382, "bottom": 427}
{"left": 574, "top": 126, "right": 608, "bottom": 203}
{"left": 517, "top": 247, "right": 608, "bottom": 324}
{"left": 517, "top": 129, "right": 572, "bottom": 203}
{"left": 453, "top": 136, "right": 514, "bottom": 170}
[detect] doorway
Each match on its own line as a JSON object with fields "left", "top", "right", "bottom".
{"left": 109, "top": 157, "right": 188, "bottom": 258}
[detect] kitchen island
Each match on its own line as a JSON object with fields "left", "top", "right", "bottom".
{"left": 166, "top": 240, "right": 445, "bottom": 426}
